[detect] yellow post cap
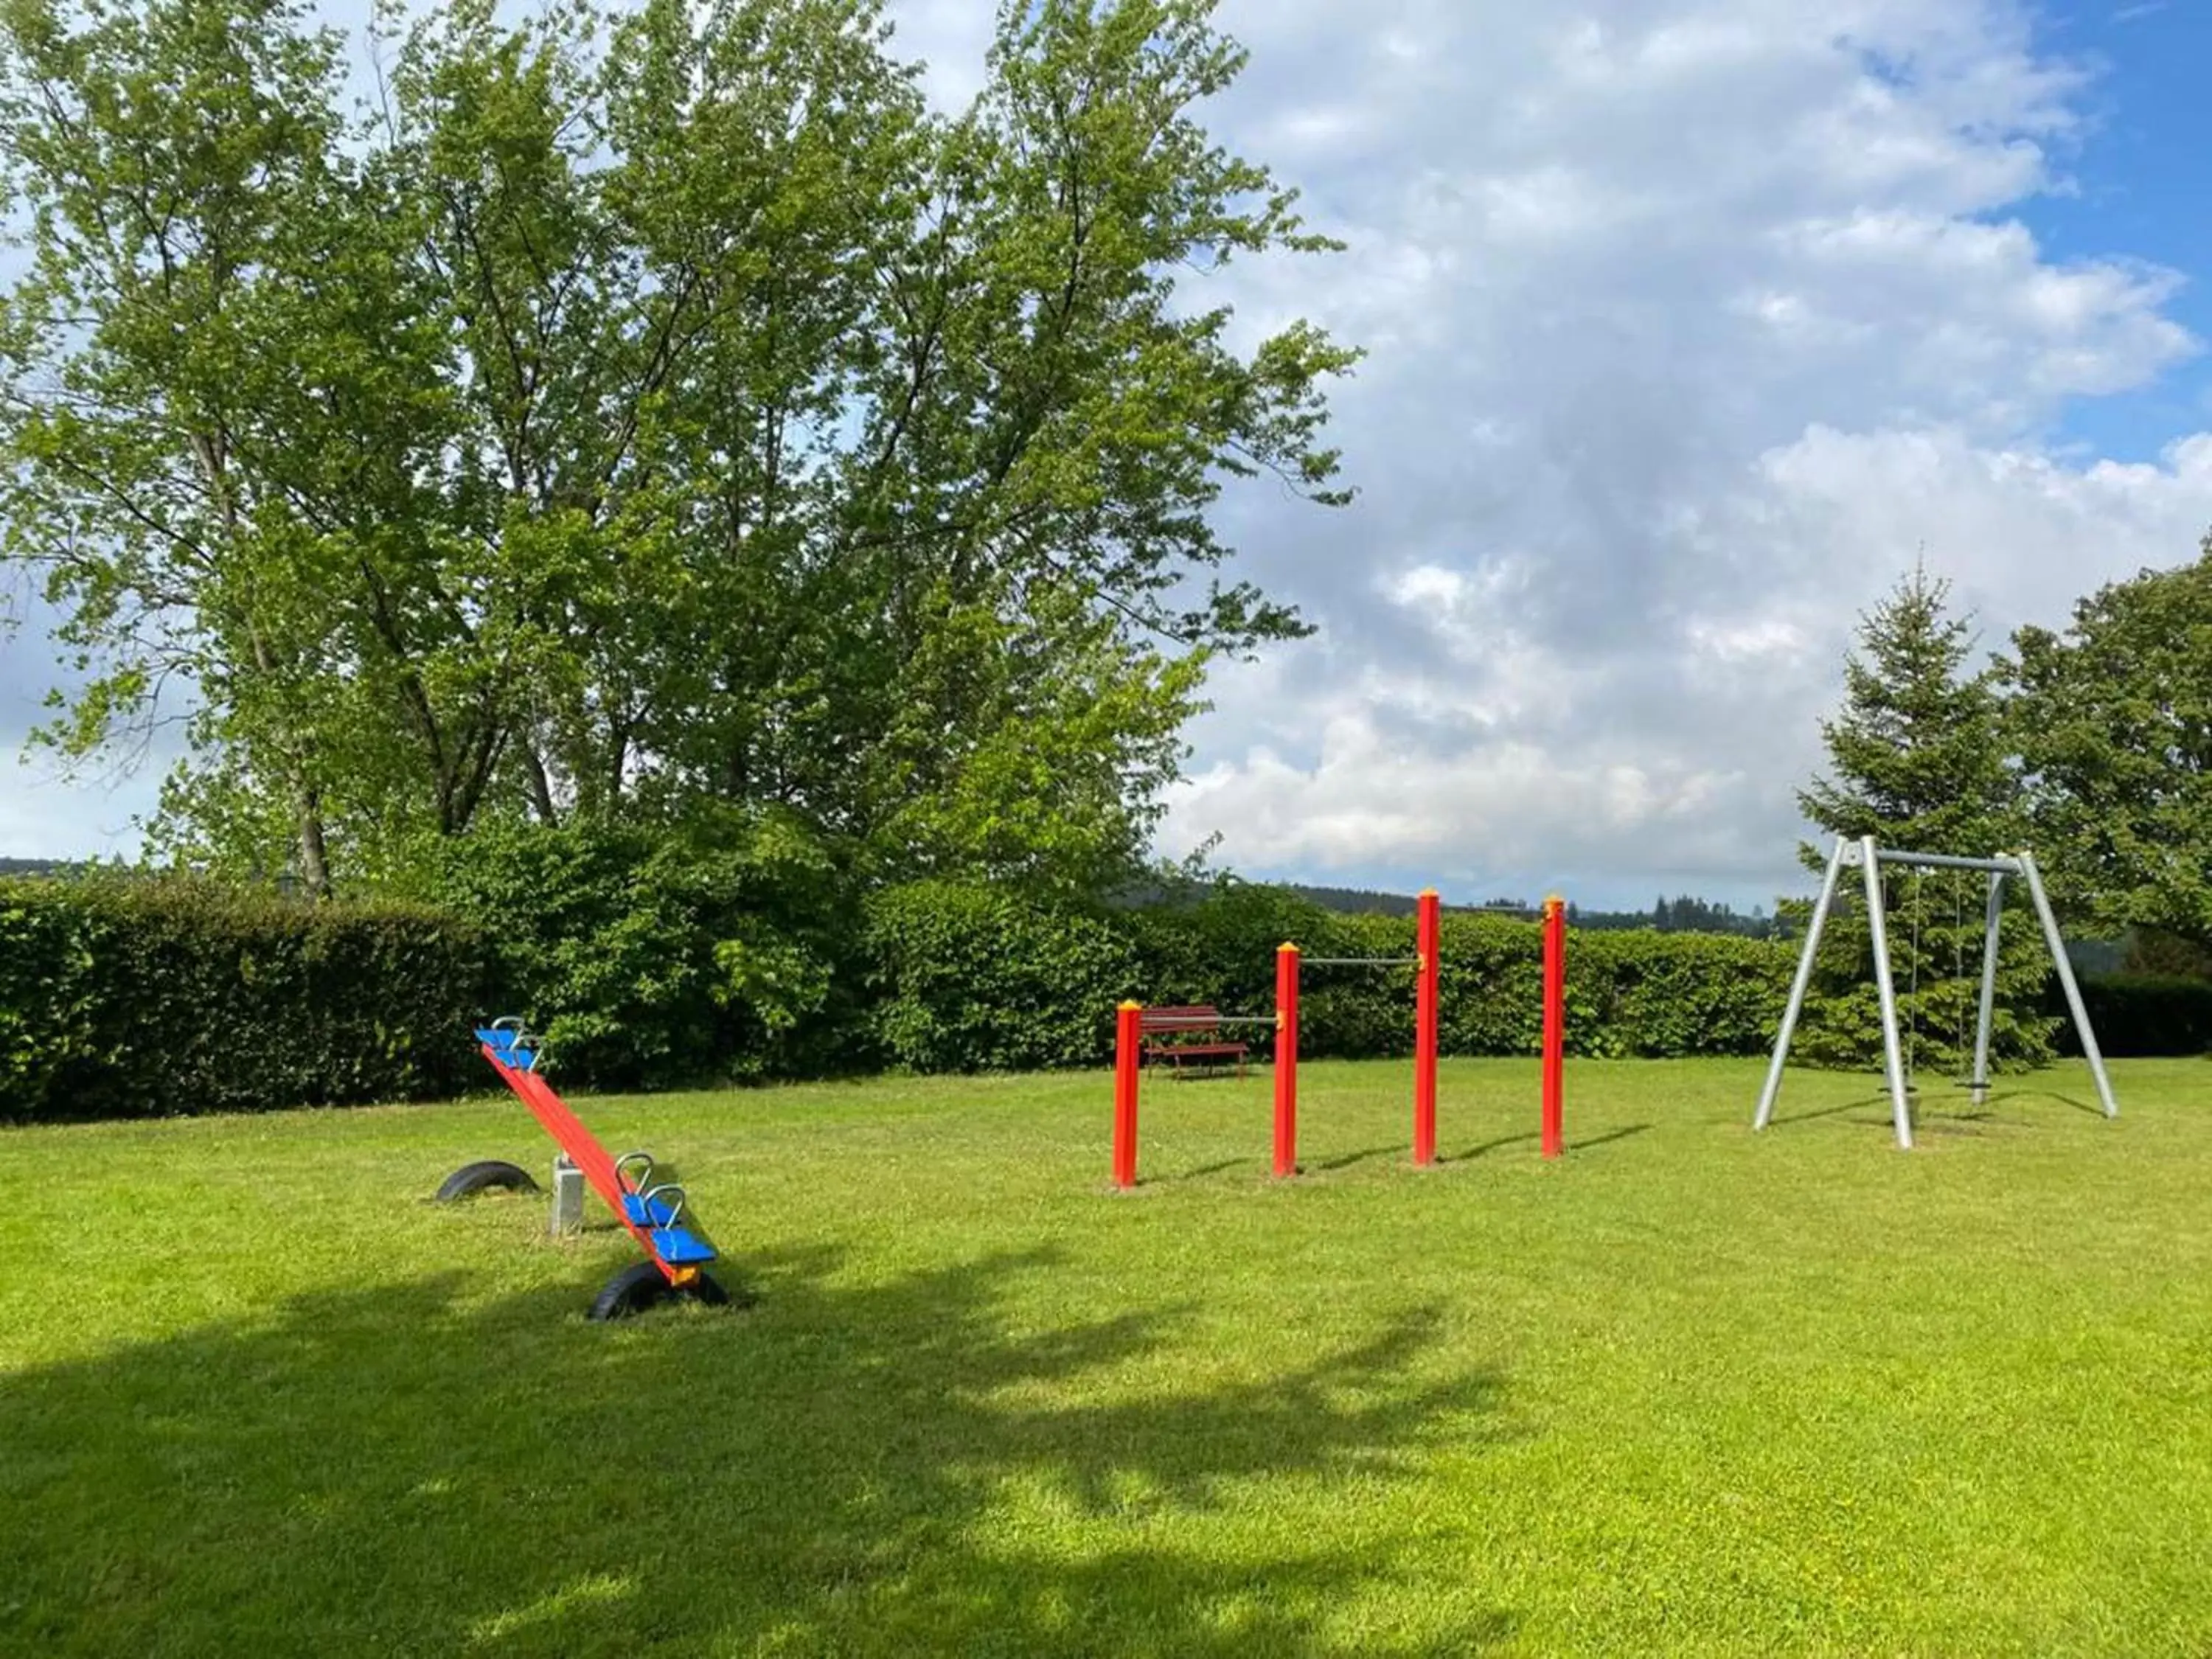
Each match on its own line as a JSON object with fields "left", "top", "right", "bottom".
{"left": 1119, "top": 999, "right": 1143, "bottom": 1010}
{"left": 1279, "top": 941, "right": 1301, "bottom": 953}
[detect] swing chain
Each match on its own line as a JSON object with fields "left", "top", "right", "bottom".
{"left": 1910, "top": 866, "right": 1985, "bottom": 1092}
{"left": 1903, "top": 868, "right": 1921, "bottom": 1090}
{"left": 1952, "top": 872, "right": 1970, "bottom": 1070}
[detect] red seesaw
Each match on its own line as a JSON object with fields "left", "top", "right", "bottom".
{"left": 437, "top": 1018, "right": 741, "bottom": 1319}
{"left": 1112, "top": 891, "right": 1568, "bottom": 1186}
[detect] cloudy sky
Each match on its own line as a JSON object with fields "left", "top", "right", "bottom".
{"left": 6, "top": 0, "right": 2211, "bottom": 911}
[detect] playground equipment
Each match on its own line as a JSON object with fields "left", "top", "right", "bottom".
{"left": 1542, "top": 894, "right": 1565, "bottom": 1159}
{"left": 1754, "top": 837, "right": 2118, "bottom": 1150}
{"left": 1110, "top": 892, "right": 1571, "bottom": 1185}
{"left": 439, "top": 1018, "right": 738, "bottom": 1318}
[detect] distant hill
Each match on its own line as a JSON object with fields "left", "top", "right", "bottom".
{"left": 1285, "top": 883, "right": 1776, "bottom": 939}
{"left": 0, "top": 858, "right": 63, "bottom": 877}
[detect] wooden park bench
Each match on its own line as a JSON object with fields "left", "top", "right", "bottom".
{"left": 1139, "top": 1005, "right": 1253, "bottom": 1079}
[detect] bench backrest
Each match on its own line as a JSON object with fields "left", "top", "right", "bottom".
{"left": 1141, "top": 1004, "right": 1220, "bottom": 1034}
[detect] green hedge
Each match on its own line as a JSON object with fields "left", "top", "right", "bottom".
{"left": 2064, "top": 975, "right": 2212, "bottom": 1058}
{"left": 0, "top": 875, "right": 493, "bottom": 1124}
{"left": 863, "top": 881, "right": 1799, "bottom": 1071}
{"left": 863, "top": 883, "right": 1140, "bottom": 1073}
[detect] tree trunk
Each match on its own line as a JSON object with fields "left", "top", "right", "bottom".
{"left": 295, "top": 782, "right": 331, "bottom": 898}
{"left": 524, "top": 747, "right": 560, "bottom": 826}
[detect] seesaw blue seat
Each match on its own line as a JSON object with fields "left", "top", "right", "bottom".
{"left": 473, "top": 1024, "right": 540, "bottom": 1071}
{"left": 620, "top": 1193, "right": 682, "bottom": 1228}
{"left": 647, "top": 1228, "right": 717, "bottom": 1266}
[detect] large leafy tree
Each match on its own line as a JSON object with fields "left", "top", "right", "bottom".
{"left": 2004, "top": 539, "right": 2212, "bottom": 955}
{"left": 1794, "top": 566, "right": 2053, "bottom": 1072}
{"left": 0, "top": 0, "right": 1354, "bottom": 897}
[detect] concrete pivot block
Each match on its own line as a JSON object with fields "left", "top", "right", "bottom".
{"left": 549, "top": 1154, "right": 585, "bottom": 1237}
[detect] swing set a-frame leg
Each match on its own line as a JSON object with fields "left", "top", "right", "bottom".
{"left": 1970, "top": 871, "right": 2004, "bottom": 1106}
{"left": 1755, "top": 836, "right": 1846, "bottom": 1133}
{"left": 1754, "top": 835, "right": 1912, "bottom": 1149}
{"left": 2020, "top": 852, "right": 2120, "bottom": 1120}
{"left": 1860, "top": 835, "right": 1916, "bottom": 1150}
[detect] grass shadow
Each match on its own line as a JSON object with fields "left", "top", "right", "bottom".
{"left": 1764, "top": 1092, "right": 1897, "bottom": 1129}
{"left": 1452, "top": 1130, "right": 1538, "bottom": 1162}
{"left": 1156, "top": 1157, "right": 1255, "bottom": 1183}
{"left": 1310, "top": 1144, "right": 1402, "bottom": 1174}
{"left": 1986, "top": 1087, "right": 2106, "bottom": 1120}
{"left": 1569, "top": 1124, "right": 1652, "bottom": 1152}
{"left": 1, "top": 1246, "right": 1517, "bottom": 1656}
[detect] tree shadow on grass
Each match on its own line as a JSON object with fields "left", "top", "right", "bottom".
{"left": 1, "top": 1247, "right": 1515, "bottom": 1657}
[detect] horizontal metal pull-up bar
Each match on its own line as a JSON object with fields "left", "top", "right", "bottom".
{"left": 1298, "top": 956, "right": 1423, "bottom": 968}
{"left": 1141, "top": 1012, "right": 1270, "bottom": 1023}
{"left": 1851, "top": 845, "right": 2025, "bottom": 876}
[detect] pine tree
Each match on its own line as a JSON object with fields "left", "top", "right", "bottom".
{"left": 1793, "top": 565, "right": 2056, "bottom": 1075}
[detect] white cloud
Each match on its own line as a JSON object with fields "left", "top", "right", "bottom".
{"left": 1082, "top": 0, "right": 2212, "bottom": 905}
{"left": 8, "top": 0, "right": 2212, "bottom": 909}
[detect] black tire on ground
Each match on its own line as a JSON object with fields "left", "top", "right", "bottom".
{"left": 587, "top": 1262, "right": 745, "bottom": 1321}
{"left": 685, "top": 1272, "right": 735, "bottom": 1308}
{"left": 434, "top": 1159, "right": 541, "bottom": 1203}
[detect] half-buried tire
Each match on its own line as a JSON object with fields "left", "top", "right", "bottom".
{"left": 434, "top": 1159, "right": 541, "bottom": 1203}
{"left": 588, "top": 1261, "right": 738, "bottom": 1321}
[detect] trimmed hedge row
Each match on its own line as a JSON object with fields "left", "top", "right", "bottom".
{"left": 0, "top": 876, "right": 493, "bottom": 1123}
{"left": 864, "top": 881, "right": 1797, "bottom": 1072}
{"left": 2061, "top": 975, "right": 2212, "bottom": 1060}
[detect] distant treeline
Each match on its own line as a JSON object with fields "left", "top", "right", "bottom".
{"left": 1574, "top": 895, "right": 1778, "bottom": 939}
{"left": 1284, "top": 884, "right": 1778, "bottom": 938}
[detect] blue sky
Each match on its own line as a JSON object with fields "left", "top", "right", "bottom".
{"left": 7, "top": 0, "right": 2212, "bottom": 914}
{"left": 2030, "top": 1, "right": 2212, "bottom": 460}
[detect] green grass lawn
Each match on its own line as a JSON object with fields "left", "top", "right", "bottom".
{"left": 4, "top": 1055, "right": 2211, "bottom": 1656}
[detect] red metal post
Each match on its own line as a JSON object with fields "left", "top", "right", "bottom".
{"left": 1274, "top": 943, "right": 1300, "bottom": 1178}
{"left": 1113, "top": 1001, "right": 1142, "bottom": 1189}
{"left": 1542, "top": 895, "right": 1565, "bottom": 1159}
{"left": 1413, "top": 889, "right": 1440, "bottom": 1166}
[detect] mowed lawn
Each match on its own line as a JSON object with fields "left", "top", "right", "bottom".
{"left": 4, "top": 1056, "right": 2211, "bottom": 1657}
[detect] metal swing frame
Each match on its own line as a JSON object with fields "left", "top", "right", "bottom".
{"left": 1753, "top": 835, "right": 2118, "bottom": 1150}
